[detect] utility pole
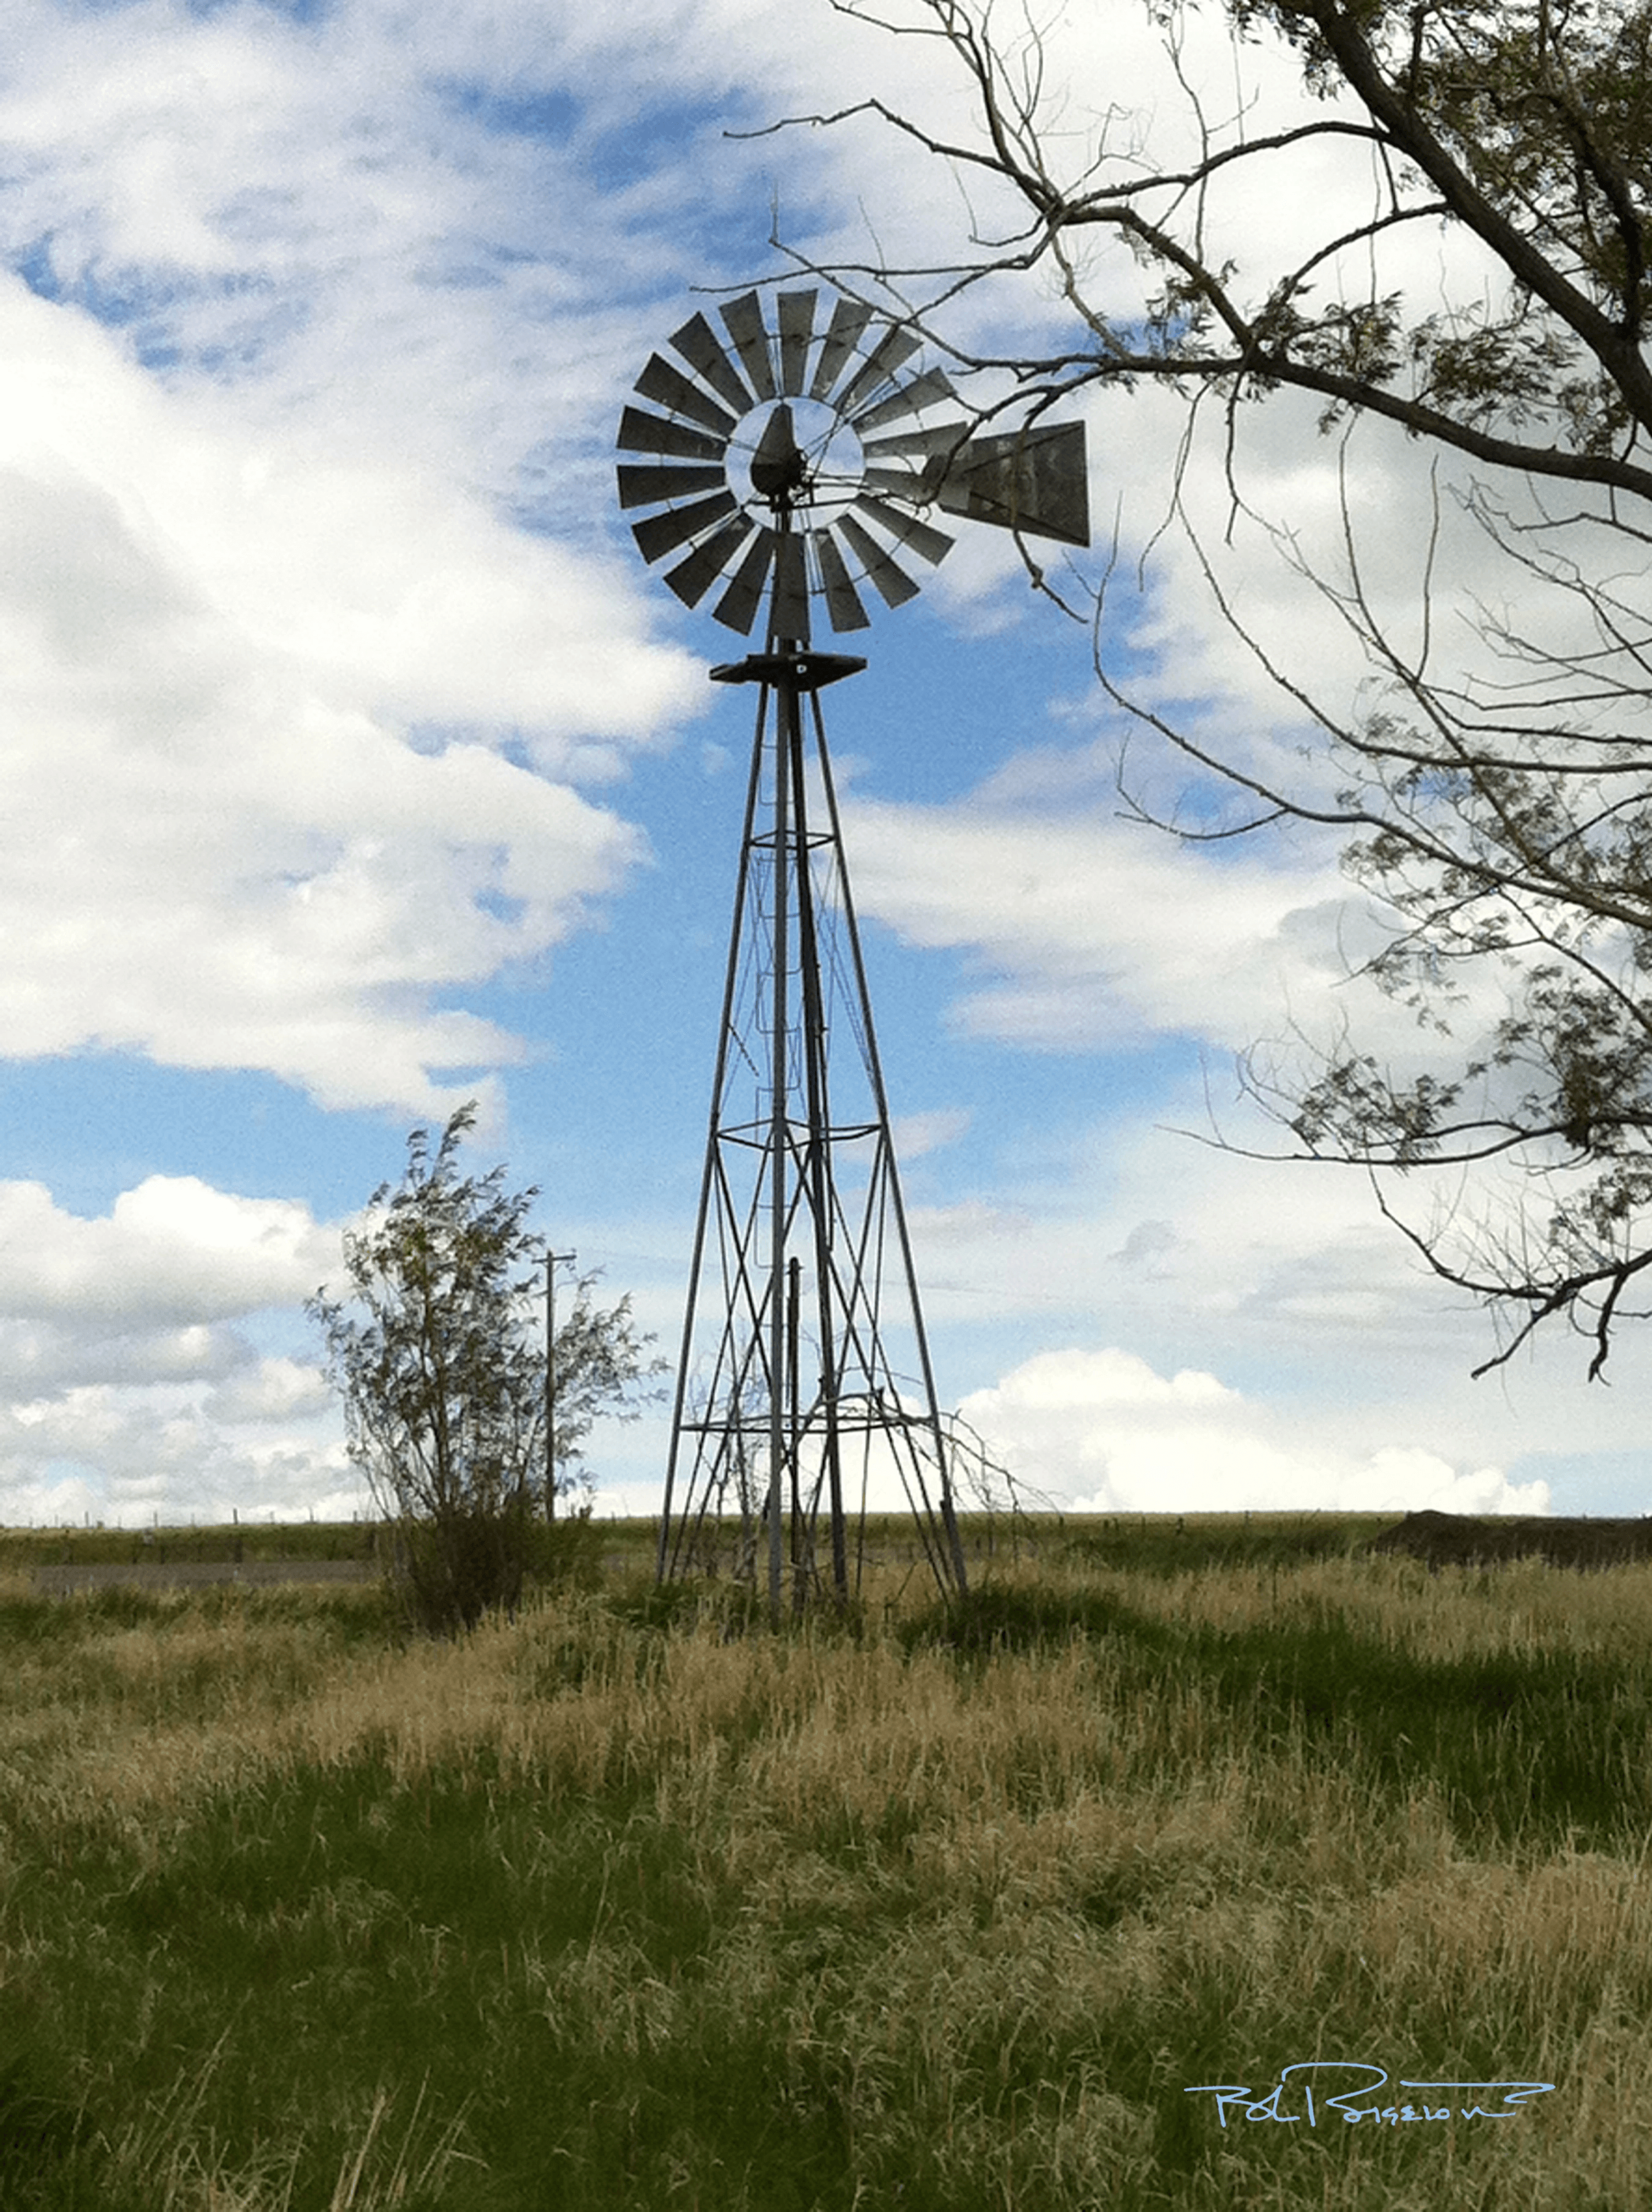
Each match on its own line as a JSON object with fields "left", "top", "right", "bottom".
{"left": 545, "top": 1249, "right": 576, "bottom": 1519}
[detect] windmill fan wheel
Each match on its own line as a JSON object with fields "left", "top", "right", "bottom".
{"left": 617, "top": 286, "right": 1089, "bottom": 643}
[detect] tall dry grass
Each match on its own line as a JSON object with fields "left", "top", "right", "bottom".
{"left": 0, "top": 1538, "right": 1647, "bottom": 2206}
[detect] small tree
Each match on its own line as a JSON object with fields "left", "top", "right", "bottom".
{"left": 308, "top": 1103, "right": 659, "bottom": 1634}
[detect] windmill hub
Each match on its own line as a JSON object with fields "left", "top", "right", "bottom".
{"left": 739, "top": 397, "right": 860, "bottom": 513}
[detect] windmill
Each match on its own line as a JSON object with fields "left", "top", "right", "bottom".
{"left": 618, "top": 286, "right": 1088, "bottom": 1611}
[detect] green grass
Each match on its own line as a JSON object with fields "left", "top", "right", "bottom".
{"left": 904, "top": 1574, "right": 1652, "bottom": 1851}
{"left": 0, "top": 1519, "right": 381, "bottom": 1568}
{"left": 0, "top": 1520, "right": 1643, "bottom": 2206}
{"left": 1057, "top": 1512, "right": 1389, "bottom": 1578}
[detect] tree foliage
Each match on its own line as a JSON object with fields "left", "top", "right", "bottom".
{"left": 308, "top": 1104, "right": 660, "bottom": 1633}
{"left": 783, "top": 0, "right": 1652, "bottom": 1377}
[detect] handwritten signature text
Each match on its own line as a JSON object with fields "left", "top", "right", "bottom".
{"left": 1185, "top": 2063, "right": 1555, "bottom": 2128}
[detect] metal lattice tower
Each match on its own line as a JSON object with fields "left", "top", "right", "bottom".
{"left": 617, "top": 287, "right": 1088, "bottom": 1609}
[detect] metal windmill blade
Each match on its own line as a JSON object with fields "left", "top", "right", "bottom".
{"left": 617, "top": 286, "right": 1091, "bottom": 642}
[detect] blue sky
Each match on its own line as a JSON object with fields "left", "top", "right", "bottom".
{"left": 0, "top": 0, "right": 1642, "bottom": 1526}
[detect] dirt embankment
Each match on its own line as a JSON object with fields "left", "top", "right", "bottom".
{"left": 1367, "top": 1508, "right": 1652, "bottom": 1572}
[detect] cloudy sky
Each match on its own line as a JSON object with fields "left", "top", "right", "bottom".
{"left": 0, "top": 0, "right": 1640, "bottom": 1529}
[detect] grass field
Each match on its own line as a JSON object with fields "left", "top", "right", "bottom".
{"left": 0, "top": 1512, "right": 1646, "bottom": 2209}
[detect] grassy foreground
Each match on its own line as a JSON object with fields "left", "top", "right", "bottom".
{"left": 0, "top": 1515, "right": 1647, "bottom": 2208}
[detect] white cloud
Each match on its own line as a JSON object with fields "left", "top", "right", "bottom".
{"left": 203, "top": 1354, "right": 334, "bottom": 1426}
{"left": 0, "top": 1175, "right": 355, "bottom": 1521}
{"left": 0, "top": 1377, "right": 358, "bottom": 1527}
{"left": 959, "top": 1344, "right": 1550, "bottom": 1517}
{"left": 893, "top": 1106, "right": 970, "bottom": 1160}
{"left": 846, "top": 786, "right": 1370, "bottom": 1055}
{"left": 0, "top": 1, "right": 1344, "bottom": 1125}
{"left": 0, "top": 0, "right": 768, "bottom": 1117}
{"left": 0, "top": 0, "right": 1140, "bottom": 1128}
{"left": 785, "top": 1, "right": 1628, "bottom": 827}
{"left": 0, "top": 276, "right": 689, "bottom": 1112}
{"left": 0, "top": 1319, "right": 247, "bottom": 1396}
{"left": 0, "top": 0, "right": 1632, "bottom": 1525}
{"left": 0, "top": 1175, "right": 337, "bottom": 1325}
{"left": 896, "top": 1072, "right": 1652, "bottom": 1495}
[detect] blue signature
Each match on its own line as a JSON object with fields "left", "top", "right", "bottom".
{"left": 1185, "top": 2062, "right": 1555, "bottom": 2128}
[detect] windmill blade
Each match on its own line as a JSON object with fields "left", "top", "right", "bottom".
{"left": 669, "top": 311, "right": 754, "bottom": 415}
{"left": 814, "top": 529, "right": 871, "bottom": 634}
{"left": 617, "top": 462, "right": 726, "bottom": 510}
{"left": 860, "top": 422, "right": 971, "bottom": 461}
{"left": 770, "top": 532, "right": 809, "bottom": 641}
{"left": 837, "top": 513, "right": 921, "bottom": 609}
{"left": 632, "top": 356, "right": 735, "bottom": 438}
{"left": 633, "top": 490, "right": 739, "bottom": 565}
{"left": 837, "top": 322, "right": 922, "bottom": 415}
{"left": 852, "top": 493, "right": 953, "bottom": 567}
{"left": 931, "top": 421, "right": 1091, "bottom": 547}
{"left": 720, "top": 291, "right": 777, "bottom": 403}
{"left": 777, "top": 290, "right": 817, "bottom": 397}
{"left": 617, "top": 406, "right": 727, "bottom": 463}
{"left": 848, "top": 366, "right": 958, "bottom": 436}
{"left": 713, "top": 529, "right": 776, "bottom": 635}
{"left": 664, "top": 516, "right": 754, "bottom": 609}
{"left": 808, "top": 296, "right": 874, "bottom": 402}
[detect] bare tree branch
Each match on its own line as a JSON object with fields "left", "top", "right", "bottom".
{"left": 782, "top": 0, "right": 1652, "bottom": 1379}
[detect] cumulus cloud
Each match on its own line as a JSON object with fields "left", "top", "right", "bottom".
{"left": 0, "top": 1378, "right": 357, "bottom": 1528}
{"left": 893, "top": 1076, "right": 1652, "bottom": 1501}
{"left": 0, "top": 0, "right": 1424, "bottom": 1125}
{"left": 959, "top": 1345, "right": 1550, "bottom": 1517}
{"left": 0, "top": 277, "right": 690, "bottom": 1115}
{"left": 0, "top": 1176, "right": 338, "bottom": 1326}
{"left": 0, "top": 1175, "right": 352, "bottom": 1522}
{"left": 893, "top": 1107, "right": 970, "bottom": 1161}
{"left": 0, "top": 0, "right": 1135, "bottom": 1128}
{"left": 204, "top": 1356, "right": 334, "bottom": 1428}
{"left": 0, "top": 1319, "right": 248, "bottom": 1398}
{"left": 844, "top": 787, "right": 1374, "bottom": 1057}
{"left": 0, "top": 0, "right": 1629, "bottom": 1525}
{"left": 0, "top": 0, "right": 795, "bottom": 1120}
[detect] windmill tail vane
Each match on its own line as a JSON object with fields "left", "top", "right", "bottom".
{"left": 617, "top": 286, "right": 1088, "bottom": 643}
